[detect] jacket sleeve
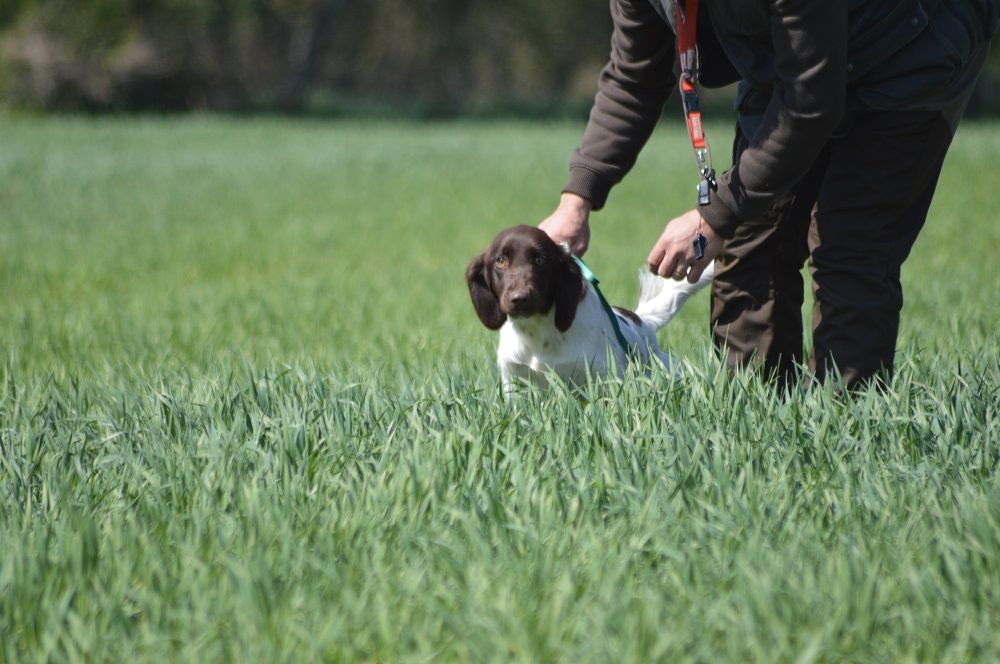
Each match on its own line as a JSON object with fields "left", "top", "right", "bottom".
{"left": 563, "top": 0, "right": 677, "bottom": 210}
{"left": 700, "top": 0, "right": 847, "bottom": 238}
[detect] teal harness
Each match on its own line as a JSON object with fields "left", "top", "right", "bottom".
{"left": 569, "top": 254, "right": 632, "bottom": 355}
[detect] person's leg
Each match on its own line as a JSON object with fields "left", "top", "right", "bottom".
{"left": 711, "top": 128, "right": 828, "bottom": 389}
{"left": 807, "top": 111, "right": 954, "bottom": 388}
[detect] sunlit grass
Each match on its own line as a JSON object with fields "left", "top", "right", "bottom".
{"left": 1, "top": 115, "right": 998, "bottom": 661}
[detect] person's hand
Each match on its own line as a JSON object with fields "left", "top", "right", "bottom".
{"left": 647, "top": 208, "right": 723, "bottom": 283}
{"left": 539, "top": 193, "right": 592, "bottom": 256}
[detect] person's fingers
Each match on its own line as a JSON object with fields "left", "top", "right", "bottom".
{"left": 649, "top": 209, "right": 706, "bottom": 277}
{"left": 569, "top": 224, "right": 590, "bottom": 256}
{"left": 668, "top": 251, "right": 697, "bottom": 281}
{"left": 540, "top": 213, "right": 590, "bottom": 257}
{"left": 686, "top": 261, "right": 705, "bottom": 284}
{"left": 650, "top": 236, "right": 680, "bottom": 277}
{"left": 657, "top": 252, "right": 680, "bottom": 279}
{"left": 647, "top": 244, "right": 665, "bottom": 273}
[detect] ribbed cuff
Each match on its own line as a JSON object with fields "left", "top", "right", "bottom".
{"left": 698, "top": 189, "right": 741, "bottom": 239}
{"left": 562, "top": 166, "right": 613, "bottom": 211}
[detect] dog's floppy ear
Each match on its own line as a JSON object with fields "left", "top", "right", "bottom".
{"left": 466, "top": 254, "right": 506, "bottom": 329}
{"left": 553, "top": 249, "right": 583, "bottom": 332}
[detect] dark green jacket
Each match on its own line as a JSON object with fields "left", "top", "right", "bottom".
{"left": 565, "top": 0, "right": 998, "bottom": 238}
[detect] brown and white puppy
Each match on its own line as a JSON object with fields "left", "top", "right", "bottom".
{"left": 466, "top": 225, "right": 713, "bottom": 391}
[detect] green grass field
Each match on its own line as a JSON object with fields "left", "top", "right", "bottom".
{"left": 1, "top": 114, "right": 999, "bottom": 662}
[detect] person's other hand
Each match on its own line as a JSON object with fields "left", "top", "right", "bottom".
{"left": 647, "top": 208, "right": 723, "bottom": 283}
{"left": 539, "top": 193, "right": 592, "bottom": 256}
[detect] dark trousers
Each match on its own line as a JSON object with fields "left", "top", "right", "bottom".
{"left": 710, "top": 110, "right": 955, "bottom": 389}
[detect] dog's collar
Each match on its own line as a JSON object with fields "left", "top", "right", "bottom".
{"left": 569, "top": 253, "right": 632, "bottom": 356}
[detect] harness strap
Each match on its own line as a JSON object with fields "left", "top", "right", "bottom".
{"left": 570, "top": 254, "right": 632, "bottom": 355}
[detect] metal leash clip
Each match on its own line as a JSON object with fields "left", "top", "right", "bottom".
{"left": 694, "top": 148, "right": 717, "bottom": 206}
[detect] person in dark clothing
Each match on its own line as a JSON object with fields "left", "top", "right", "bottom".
{"left": 539, "top": 0, "right": 997, "bottom": 389}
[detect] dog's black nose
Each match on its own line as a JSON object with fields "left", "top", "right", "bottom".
{"left": 509, "top": 290, "right": 530, "bottom": 305}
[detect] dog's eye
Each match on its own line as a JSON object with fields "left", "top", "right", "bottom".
{"left": 495, "top": 255, "right": 507, "bottom": 268}
{"left": 534, "top": 255, "right": 545, "bottom": 266}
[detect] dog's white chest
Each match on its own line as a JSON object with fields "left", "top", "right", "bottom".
{"left": 496, "top": 286, "right": 643, "bottom": 389}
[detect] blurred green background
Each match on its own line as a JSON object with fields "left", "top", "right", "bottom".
{"left": 2, "top": 0, "right": 998, "bottom": 116}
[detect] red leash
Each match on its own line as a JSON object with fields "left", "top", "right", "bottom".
{"left": 675, "top": 0, "right": 716, "bottom": 209}
{"left": 675, "top": 0, "right": 714, "bottom": 259}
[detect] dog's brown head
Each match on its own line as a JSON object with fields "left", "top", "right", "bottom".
{"left": 466, "top": 225, "right": 583, "bottom": 332}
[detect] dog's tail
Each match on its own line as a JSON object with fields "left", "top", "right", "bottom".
{"left": 634, "top": 261, "right": 715, "bottom": 331}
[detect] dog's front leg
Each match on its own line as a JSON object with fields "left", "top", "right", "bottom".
{"left": 500, "top": 360, "right": 542, "bottom": 395}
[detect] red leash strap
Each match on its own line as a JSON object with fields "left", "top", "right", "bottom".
{"left": 675, "top": 0, "right": 716, "bottom": 206}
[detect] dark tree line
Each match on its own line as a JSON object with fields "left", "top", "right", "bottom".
{"left": 2, "top": 0, "right": 998, "bottom": 115}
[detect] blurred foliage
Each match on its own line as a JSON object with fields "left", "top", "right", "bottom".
{"left": 0, "top": 0, "right": 613, "bottom": 113}
{"left": 0, "top": 0, "right": 997, "bottom": 114}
